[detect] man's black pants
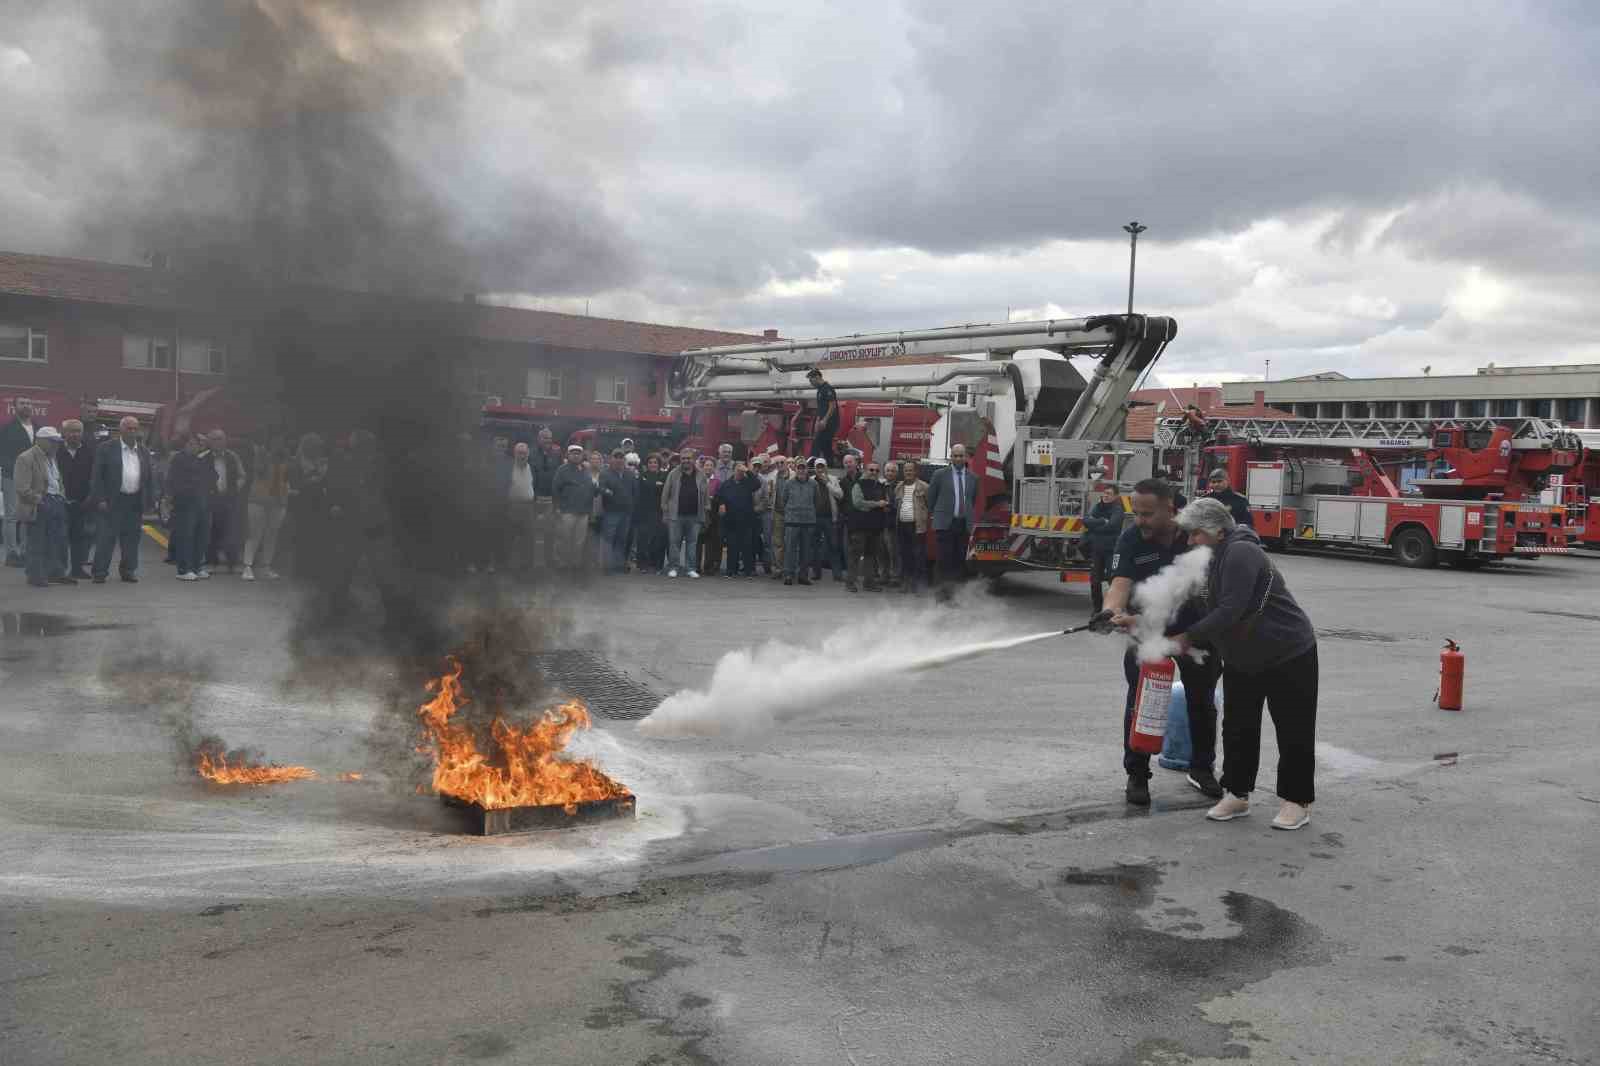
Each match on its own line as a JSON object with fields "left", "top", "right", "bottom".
{"left": 66, "top": 499, "right": 93, "bottom": 572}
{"left": 896, "top": 521, "right": 926, "bottom": 588}
{"left": 1121, "top": 646, "right": 1220, "bottom": 779}
{"left": 811, "top": 425, "right": 836, "bottom": 462}
{"left": 1088, "top": 545, "right": 1111, "bottom": 615}
{"left": 93, "top": 492, "right": 145, "bottom": 578}
{"left": 208, "top": 496, "right": 239, "bottom": 567}
{"left": 935, "top": 517, "right": 970, "bottom": 584}
{"left": 722, "top": 515, "right": 755, "bottom": 575}
{"left": 1221, "top": 645, "right": 1319, "bottom": 806}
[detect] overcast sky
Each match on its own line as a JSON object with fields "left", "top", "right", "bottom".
{"left": 3, "top": 1, "right": 1597, "bottom": 384}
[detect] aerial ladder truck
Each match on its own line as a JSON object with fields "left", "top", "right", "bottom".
{"left": 1155, "top": 412, "right": 1578, "bottom": 568}
{"left": 672, "top": 314, "right": 1178, "bottom": 576}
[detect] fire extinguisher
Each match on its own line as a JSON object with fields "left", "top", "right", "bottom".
{"left": 1129, "top": 657, "right": 1175, "bottom": 754}
{"left": 1437, "top": 639, "right": 1464, "bottom": 711}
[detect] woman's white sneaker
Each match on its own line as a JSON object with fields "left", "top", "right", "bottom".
{"left": 1206, "top": 795, "right": 1251, "bottom": 821}
{"left": 1271, "top": 802, "right": 1311, "bottom": 830}
{"left": 241, "top": 566, "right": 255, "bottom": 581}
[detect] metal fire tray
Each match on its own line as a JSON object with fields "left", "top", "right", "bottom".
{"left": 441, "top": 793, "right": 637, "bottom": 836}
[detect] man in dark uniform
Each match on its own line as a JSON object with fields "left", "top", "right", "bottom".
{"left": 805, "top": 367, "right": 839, "bottom": 463}
{"left": 1205, "top": 468, "right": 1254, "bottom": 528}
{"left": 1104, "top": 478, "right": 1223, "bottom": 806}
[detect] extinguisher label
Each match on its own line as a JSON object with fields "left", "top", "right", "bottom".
{"left": 1133, "top": 665, "right": 1174, "bottom": 739}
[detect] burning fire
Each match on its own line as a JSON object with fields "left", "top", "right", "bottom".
{"left": 337, "top": 772, "right": 364, "bottom": 782}
{"left": 416, "top": 657, "right": 631, "bottom": 812}
{"left": 195, "top": 743, "right": 317, "bottom": 785}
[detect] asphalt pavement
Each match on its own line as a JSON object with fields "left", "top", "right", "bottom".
{"left": 1, "top": 546, "right": 1596, "bottom": 1065}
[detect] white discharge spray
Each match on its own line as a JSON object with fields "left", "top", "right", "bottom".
{"left": 1129, "top": 545, "right": 1213, "bottom": 662}
{"left": 637, "top": 613, "right": 1063, "bottom": 739}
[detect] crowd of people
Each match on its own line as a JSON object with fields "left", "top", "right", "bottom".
{"left": 495, "top": 432, "right": 981, "bottom": 593}
{"left": 0, "top": 399, "right": 988, "bottom": 595}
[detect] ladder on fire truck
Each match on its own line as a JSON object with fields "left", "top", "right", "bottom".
{"left": 1153, "top": 413, "right": 1583, "bottom": 453}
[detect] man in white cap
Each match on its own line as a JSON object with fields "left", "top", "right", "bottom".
{"left": 13, "top": 425, "right": 74, "bottom": 587}
{"left": 550, "top": 443, "right": 598, "bottom": 569}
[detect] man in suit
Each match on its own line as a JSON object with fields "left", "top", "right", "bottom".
{"left": 88, "top": 416, "right": 156, "bottom": 583}
{"left": 56, "top": 418, "right": 98, "bottom": 579}
{"left": 14, "top": 425, "right": 74, "bottom": 587}
{"left": 926, "top": 443, "right": 979, "bottom": 591}
{"left": 0, "top": 398, "right": 38, "bottom": 567}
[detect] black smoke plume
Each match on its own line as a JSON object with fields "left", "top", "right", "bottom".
{"left": 36, "top": 2, "right": 631, "bottom": 692}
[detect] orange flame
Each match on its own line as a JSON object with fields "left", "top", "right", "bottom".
{"left": 195, "top": 745, "right": 317, "bottom": 785}
{"left": 416, "top": 657, "right": 631, "bottom": 812}
{"left": 337, "top": 772, "right": 364, "bottom": 782}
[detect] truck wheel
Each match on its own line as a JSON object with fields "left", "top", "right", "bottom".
{"left": 1393, "top": 527, "right": 1437, "bottom": 569}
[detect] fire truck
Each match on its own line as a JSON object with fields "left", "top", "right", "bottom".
{"left": 1155, "top": 412, "right": 1578, "bottom": 568}
{"left": 1562, "top": 428, "right": 1600, "bottom": 548}
{"left": 673, "top": 314, "right": 1177, "bottom": 576}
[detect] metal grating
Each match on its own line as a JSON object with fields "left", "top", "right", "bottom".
{"left": 529, "top": 651, "right": 663, "bottom": 721}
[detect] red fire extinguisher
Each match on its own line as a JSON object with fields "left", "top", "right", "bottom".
{"left": 1129, "top": 657, "right": 1175, "bottom": 754}
{"left": 1437, "top": 639, "right": 1464, "bottom": 711}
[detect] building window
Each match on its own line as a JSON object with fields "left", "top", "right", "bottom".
{"left": 1460, "top": 399, "right": 1486, "bottom": 417}
{"left": 524, "top": 368, "right": 564, "bottom": 400}
{"left": 1295, "top": 403, "right": 1318, "bottom": 419}
{"left": 1373, "top": 402, "right": 1397, "bottom": 418}
{"left": 1403, "top": 402, "right": 1427, "bottom": 418}
{"left": 596, "top": 374, "right": 628, "bottom": 404}
{"left": 1346, "top": 402, "right": 1369, "bottom": 418}
{"left": 179, "top": 337, "right": 227, "bottom": 374}
{"left": 1558, "top": 399, "right": 1583, "bottom": 423}
{"left": 123, "top": 333, "right": 175, "bottom": 370}
{"left": 1530, "top": 398, "right": 1553, "bottom": 418}
{"left": 0, "top": 324, "right": 48, "bottom": 362}
{"left": 1493, "top": 399, "right": 1518, "bottom": 417}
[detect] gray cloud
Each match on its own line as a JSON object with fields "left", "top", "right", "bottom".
{"left": 1, "top": 1, "right": 1597, "bottom": 377}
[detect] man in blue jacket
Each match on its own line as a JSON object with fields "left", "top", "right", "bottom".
{"left": 597, "top": 449, "right": 636, "bottom": 573}
{"left": 1081, "top": 483, "right": 1125, "bottom": 618}
{"left": 714, "top": 461, "right": 759, "bottom": 577}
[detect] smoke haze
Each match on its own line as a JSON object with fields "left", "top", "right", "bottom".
{"left": 1130, "top": 547, "right": 1213, "bottom": 663}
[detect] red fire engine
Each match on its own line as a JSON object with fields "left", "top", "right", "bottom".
{"left": 675, "top": 314, "right": 1178, "bottom": 578}
{"left": 1156, "top": 413, "right": 1578, "bottom": 568}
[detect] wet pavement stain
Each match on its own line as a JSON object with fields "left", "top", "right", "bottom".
{"left": 663, "top": 795, "right": 1212, "bottom": 878}
{"left": 587, "top": 935, "right": 717, "bottom": 1065}
{"left": 1316, "top": 626, "right": 1401, "bottom": 643}
{"left": 1524, "top": 608, "right": 1600, "bottom": 623}
{"left": 0, "top": 612, "right": 134, "bottom": 638}
{"left": 1056, "top": 864, "right": 1329, "bottom": 1066}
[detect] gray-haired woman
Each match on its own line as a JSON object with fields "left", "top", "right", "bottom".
{"left": 1172, "top": 496, "right": 1320, "bottom": 830}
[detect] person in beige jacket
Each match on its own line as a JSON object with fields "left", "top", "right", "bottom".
{"left": 891, "top": 461, "right": 931, "bottom": 592}
{"left": 14, "top": 426, "right": 73, "bottom": 587}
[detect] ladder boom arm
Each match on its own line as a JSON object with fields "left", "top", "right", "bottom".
{"left": 1055, "top": 315, "right": 1178, "bottom": 441}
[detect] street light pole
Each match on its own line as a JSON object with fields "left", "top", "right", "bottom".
{"left": 1123, "top": 221, "right": 1147, "bottom": 315}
